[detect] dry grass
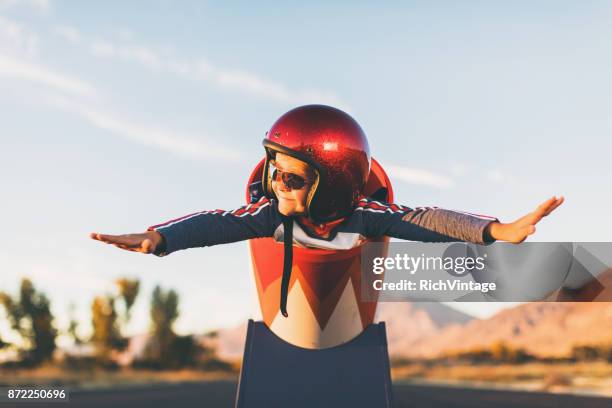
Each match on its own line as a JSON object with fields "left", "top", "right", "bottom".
{"left": 391, "top": 361, "right": 612, "bottom": 396}
{"left": 2, "top": 361, "right": 611, "bottom": 396}
{"left": 0, "top": 364, "right": 240, "bottom": 389}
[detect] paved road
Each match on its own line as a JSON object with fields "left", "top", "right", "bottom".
{"left": 8, "top": 381, "right": 611, "bottom": 408}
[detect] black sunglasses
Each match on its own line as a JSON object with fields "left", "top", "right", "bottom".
{"left": 271, "top": 166, "right": 308, "bottom": 191}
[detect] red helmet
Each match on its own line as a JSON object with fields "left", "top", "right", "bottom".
{"left": 262, "top": 104, "right": 371, "bottom": 223}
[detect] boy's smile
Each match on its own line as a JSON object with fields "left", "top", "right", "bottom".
{"left": 271, "top": 153, "right": 315, "bottom": 217}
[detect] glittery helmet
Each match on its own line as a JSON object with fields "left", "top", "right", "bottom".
{"left": 262, "top": 104, "right": 371, "bottom": 223}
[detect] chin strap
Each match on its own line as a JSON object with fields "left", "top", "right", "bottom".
{"left": 280, "top": 215, "right": 294, "bottom": 318}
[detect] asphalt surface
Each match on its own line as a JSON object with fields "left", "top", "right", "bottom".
{"left": 7, "top": 381, "right": 611, "bottom": 408}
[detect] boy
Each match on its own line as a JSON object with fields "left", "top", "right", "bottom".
{"left": 91, "top": 105, "right": 564, "bottom": 315}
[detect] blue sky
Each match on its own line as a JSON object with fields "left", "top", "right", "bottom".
{"left": 1, "top": 0, "right": 611, "bottom": 346}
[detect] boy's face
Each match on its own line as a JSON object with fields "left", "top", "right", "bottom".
{"left": 271, "top": 153, "right": 314, "bottom": 217}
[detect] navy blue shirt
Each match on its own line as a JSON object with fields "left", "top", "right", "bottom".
{"left": 148, "top": 197, "right": 499, "bottom": 256}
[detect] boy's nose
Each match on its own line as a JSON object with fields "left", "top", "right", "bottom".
{"left": 278, "top": 181, "right": 291, "bottom": 192}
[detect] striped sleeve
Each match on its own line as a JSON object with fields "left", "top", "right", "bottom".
{"left": 356, "top": 198, "right": 499, "bottom": 244}
{"left": 147, "top": 197, "right": 277, "bottom": 256}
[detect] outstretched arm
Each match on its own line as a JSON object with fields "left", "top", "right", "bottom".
{"left": 90, "top": 197, "right": 278, "bottom": 256}
{"left": 359, "top": 195, "right": 563, "bottom": 244}
{"left": 359, "top": 199, "right": 499, "bottom": 244}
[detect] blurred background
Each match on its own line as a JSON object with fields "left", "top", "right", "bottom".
{"left": 0, "top": 0, "right": 611, "bottom": 403}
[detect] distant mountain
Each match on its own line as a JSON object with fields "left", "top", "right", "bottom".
{"left": 399, "top": 270, "right": 612, "bottom": 358}
{"left": 376, "top": 302, "right": 475, "bottom": 358}
{"left": 404, "top": 302, "right": 612, "bottom": 358}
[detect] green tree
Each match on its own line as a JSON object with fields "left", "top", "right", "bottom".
{"left": 0, "top": 296, "right": 13, "bottom": 351}
{"left": 89, "top": 277, "right": 139, "bottom": 366}
{"left": 91, "top": 295, "right": 126, "bottom": 364}
{"left": 140, "top": 285, "right": 201, "bottom": 368}
{"left": 0, "top": 278, "right": 57, "bottom": 365}
{"left": 0, "top": 327, "right": 9, "bottom": 349}
{"left": 115, "top": 278, "right": 140, "bottom": 327}
{"left": 571, "top": 344, "right": 611, "bottom": 361}
{"left": 147, "top": 285, "right": 178, "bottom": 363}
{"left": 66, "top": 303, "right": 82, "bottom": 345}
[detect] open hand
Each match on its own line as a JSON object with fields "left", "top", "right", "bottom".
{"left": 485, "top": 196, "right": 564, "bottom": 243}
{"left": 90, "top": 231, "right": 162, "bottom": 254}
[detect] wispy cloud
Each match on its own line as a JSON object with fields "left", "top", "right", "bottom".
{"left": 0, "top": 0, "right": 49, "bottom": 13}
{"left": 0, "top": 53, "right": 96, "bottom": 96}
{"left": 80, "top": 31, "right": 347, "bottom": 107}
{"left": 0, "top": 17, "right": 88, "bottom": 97}
{"left": 0, "top": 16, "right": 243, "bottom": 163}
{"left": 485, "top": 169, "right": 504, "bottom": 182}
{"left": 485, "top": 168, "right": 518, "bottom": 184}
{"left": 52, "top": 25, "right": 81, "bottom": 45}
{"left": 91, "top": 40, "right": 162, "bottom": 70}
{"left": 0, "top": 15, "right": 38, "bottom": 57}
{"left": 47, "top": 95, "right": 243, "bottom": 162}
{"left": 449, "top": 162, "right": 471, "bottom": 178}
{"left": 47, "top": 23, "right": 348, "bottom": 107}
{"left": 384, "top": 164, "right": 454, "bottom": 189}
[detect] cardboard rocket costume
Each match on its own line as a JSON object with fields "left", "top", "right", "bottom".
{"left": 148, "top": 105, "right": 499, "bottom": 349}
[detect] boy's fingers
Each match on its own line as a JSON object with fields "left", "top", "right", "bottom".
{"left": 91, "top": 233, "right": 115, "bottom": 243}
{"left": 543, "top": 196, "right": 564, "bottom": 216}
{"left": 530, "top": 196, "right": 564, "bottom": 223}
{"left": 536, "top": 196, "right": 557, "bottom": 214}
{"left": 95, "top": 234, "right": 118, "bottom": 244}
{"left": 98, "top": 234, "right": 138, "bottom": 247}
{"left": 91, "top": 232, "right": 150, "bottom": 253}
{"left": 529, "top": 196, "right": 557, "bottom": 222}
